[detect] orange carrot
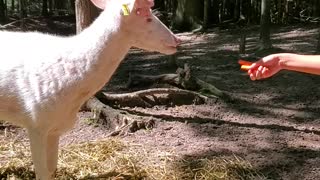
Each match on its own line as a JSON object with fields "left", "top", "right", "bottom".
{"left": 238, "top": 59, "right": 253, "bottom": 66}
{"left": 240, "top": 65, "right": 251, "bottom": 71}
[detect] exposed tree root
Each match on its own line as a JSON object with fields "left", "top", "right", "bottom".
{"left": 83, "top": 64, "right": 230, "bottom": 136}
{"left": 127, "top": 64, "right": 228, "bottom": 98}
{"left": 97, "top": 88, "right": 208, "bottom": 108}
{"left": 84, "top": 97, "right": 155, "bottom": 136}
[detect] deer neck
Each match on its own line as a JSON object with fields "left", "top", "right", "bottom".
{"left": 63, "top": 4, "right": 131, "bottom": 107}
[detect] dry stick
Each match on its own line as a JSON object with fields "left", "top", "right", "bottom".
{"left": 0, "top": 19, "right": 23, "bottom": 28}
{"left": 0, "top": 17, "right": 40, "bottom": 29}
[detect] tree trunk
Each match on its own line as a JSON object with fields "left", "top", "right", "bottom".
{"left": 317, "top": 28, "right": 320, "bottom": 53}
{"left": 248, "top": 0, "right": 259, "bottom": 24}
{"left": 233, "top": 0, "right": 240, "bottom": 21}
{"left": 69, "top": 0, "right": 75, "bottom": 14}
{"left": 172, "top": 0, "right": 203, "bottom": 31}
{"left": 218, "top": 0, "right": 223, "bottom": 23}
{"left": 18, "top": 0, "right": 26, "bottom": 17}
{"left": 277, "top": 0, "right": 283, "bottom": 24}
{"left": 18, "top": 0, "right": 26, "bottom": 29}
{"left": 313, "top": 0, "right": 320, "bottom": 17}
{"left": 222, "top": 0, "right": 227, "bottom": 20}
{"left": 10, "top": 0, "right": 14, "bottom": 12}
{"left": 0, "top": 0, "right": 6, "bottom": 23}
{"left": 239, "top": 32, "right": 246, "bottom": 54}
{"left": 75, "top": 0, "right": 99, "bottom": 34}
{"left": 259, "top": 0, "right": 272, "bottom": 50}
{"left": 283, "top": 0, "right": 294, "bottom": 24}
{"left": 209, "top": 0, "right": 219, "bottom": 24}
{"left": 48, "top": 0, "right": 52, "bottom": 14}
{"left": 4, "top": 0, "right": 7, "bottom": 17}
{"left": 42, "top": 0, "right": 48, "bottom": 16}
{"left": 55, "top": 0, "right": 67, "bottom": 15}
{"left": 203, "top": 0, "right": 209, "bottom": 30}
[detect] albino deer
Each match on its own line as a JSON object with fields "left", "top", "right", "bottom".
{"left": 0, "top": 0, "right": 180, "bottom": 179}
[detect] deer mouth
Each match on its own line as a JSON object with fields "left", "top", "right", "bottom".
{"left": 164, "top": 36, "right": 181, "bottom": 50}
{"left": 162, "top": 45, "right": 178, "bottom": 55}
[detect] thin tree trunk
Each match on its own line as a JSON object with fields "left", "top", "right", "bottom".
{"left": 10, "top": 0, "right": 13, "bottom": 12}
{"left": 4, "top": 0, "right": 7, "bottom": 17}
{"left": 172, "top": 0, "right": 203, "bottom": 31}
{"left": 0, "top": 0, "right": 5, "bottom": 23}
{"left": 48, "top": 0, "right": 52, "bottom": 14}
{"left": 219, "top": 0, "right": 223, "bottom": 23}
{"left": 239, "top": 0, "right": 244, "bottom": 19}
{"left": 42, "top": 0, "right": 48, "bottom": 16}
{"left": 55, "top": 0, "right": 67, "bottom": 15}
{"left": 277, "top": 0, "right": 283, "bottom": 24}
{"left": 18, "top": 0, "right": 26, "bottom": 29}
{"left": 260, "top": 0, "right": 272, "bottom": 49}
{"left": 283, "top": 0, "right": 289, "bottom": 23}
{"left": 18, "top": 0, "right": 26, "bottom": 17}
{"left": 313, "top": 0, "right": 320, "bottom": 17}
{"left": 69, "top": 0, "right": 75, "bottom": 14}
{"left": 203, "top": 0, "right": 209, "bottom": 30}
{"left": 317, "top": 28, "right": 320, "bottom": 53}
{"left": 210, "top": 0, "right": 219, "bottom": 24}
{"left": 249, "top": 0, "right": 258, "bottom": 24}
{"left": 239, "top": 32, "right": 246, "bottom": 54}
{"left": 234, "top": 0, "right": 240, "bottom": 21}
{"left": 222, "top": 0, "right": 227, "bottom": 21}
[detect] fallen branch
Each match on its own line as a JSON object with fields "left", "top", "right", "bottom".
{"left": 0, "top": 17, "right": 31, "bottom": 29}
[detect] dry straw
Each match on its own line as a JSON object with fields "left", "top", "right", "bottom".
{"left": 0, "top": 126, "right": 265, "bottom": 180}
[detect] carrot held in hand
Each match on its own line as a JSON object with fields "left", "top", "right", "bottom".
{"left": 238, "top": 59, "right": 253, "bottom": 66}
{"left": 238, "top": 59, "right": 253, "bottom": 71}
{"left": 240, "top": 65, "right": 251, "bottom": 71}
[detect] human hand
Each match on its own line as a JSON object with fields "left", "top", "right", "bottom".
{"left": 248, "top": 54, "right": 283, "bottom": 80}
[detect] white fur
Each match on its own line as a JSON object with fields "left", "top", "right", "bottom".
{"left": 0, "top": 0, "right": 179, "bottom": 179}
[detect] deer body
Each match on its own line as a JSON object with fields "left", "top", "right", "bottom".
{"left": 0, "top": 10, "right": 128, "bottom": 131}
{"left": 0, "top": 0, "right": 180, "bottom": 179}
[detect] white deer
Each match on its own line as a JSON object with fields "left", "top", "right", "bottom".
{"left": 0, "top": 0, "right": 180, "bottom": 179}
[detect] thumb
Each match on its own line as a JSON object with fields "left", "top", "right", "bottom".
{"left": 248, "top": 62, "right": 260, "bottom": 74}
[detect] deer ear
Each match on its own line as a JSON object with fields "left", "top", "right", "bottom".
{"left": 90, "top": 0, "right": 106, "bottom": 9}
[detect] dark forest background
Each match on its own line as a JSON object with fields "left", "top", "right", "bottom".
{"left": 0, "top": 0, "right": 319, "bottom": 50}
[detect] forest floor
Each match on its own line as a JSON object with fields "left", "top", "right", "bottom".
{"left": 1, "top": 17, "right": 320, "bottom": 179}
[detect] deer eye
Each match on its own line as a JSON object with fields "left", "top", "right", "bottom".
{"left": 146, "top": 18, "right": 152, "bottom": 23}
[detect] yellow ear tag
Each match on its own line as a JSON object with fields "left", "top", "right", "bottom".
{"left": 122, "top": 4, "right": 130, "bottom": 16}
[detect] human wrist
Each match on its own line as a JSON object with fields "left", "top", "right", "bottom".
{"left": 278, "top": 53, "right": 299, "bottom": 70}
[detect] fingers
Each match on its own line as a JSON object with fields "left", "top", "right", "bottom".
{"left": 242, "top": 54, "right": 281, "bottom": 81}
{"left": 239, "top": 58, "right": 275, "bottom": 81}
{"left": 248, "top": 65, "right": 269, "bottom": 81}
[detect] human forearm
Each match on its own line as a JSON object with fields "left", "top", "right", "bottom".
{"left": 279, "top": 54, "right": 320, "bottom": 75}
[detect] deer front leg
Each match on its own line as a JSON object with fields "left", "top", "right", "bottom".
{"left": 47, "top": 132, "right": 60, "bottom": 178}
{"left": 28, "top": 128, "right": 51, "bottom": 180}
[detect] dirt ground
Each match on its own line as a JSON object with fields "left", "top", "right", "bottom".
{"left": 1, "top": 20, "right": 320, "bottom": 179}
{"left": 65, "top": 24, "right": 320, "bottom": 179}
